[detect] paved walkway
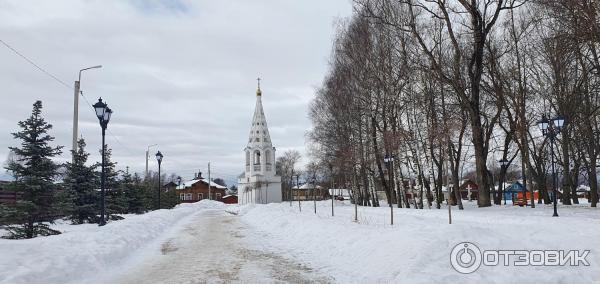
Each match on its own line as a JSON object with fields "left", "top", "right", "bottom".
{"left": 108, "top": 209, "right": 330, "bottom": 284}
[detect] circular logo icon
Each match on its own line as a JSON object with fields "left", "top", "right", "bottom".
{"left": 450, "top": 242, "right": 482, "bottom": 274}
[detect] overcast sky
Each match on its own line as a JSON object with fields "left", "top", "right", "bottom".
{"left": 0, "top": 0, "right": 353, "bottom": 184}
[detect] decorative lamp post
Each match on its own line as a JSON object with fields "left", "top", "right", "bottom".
{"left": 538, "top": 114, "right": 566, "bottom": 217}
{"left": 499, "top": 158, "right": 509, "bottom": 205}
{"left": 93, "top": 98, "right": 112, "bottom": 226}
{"left": 384, "top": 154, "right": 394, "bottom": 225}
{"left": 156, "top": 151, "right": 164, "bottom": 209}
{"left": 177, "top": 176, "right": 182, "bottom": 203}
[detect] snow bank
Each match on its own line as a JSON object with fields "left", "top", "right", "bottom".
{"left": 0, "top": 200, "right": 226, "bottom": 284}
{"left": 239, "top": 201, "right": 600, "bottom": 283}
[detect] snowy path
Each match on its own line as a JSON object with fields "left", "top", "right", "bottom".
{"left": 107, "top": 209, "right": 331, "bottom": 284}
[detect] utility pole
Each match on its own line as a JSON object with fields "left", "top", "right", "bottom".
{"left": 72, "top": 80, "right": 80, "bottom": 161}
{"left": 145, "top": 144, "right": 157, "bottom": 177}
{"left": 72, "top": 65, "right": 102, "bottom": 162}
{"left": 208, "top": 162, "right": 212, "bottom": 200}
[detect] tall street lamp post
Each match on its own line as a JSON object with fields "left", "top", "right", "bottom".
{"left": 384, "top": 154, "right": 395, "bottom": 225}
{"left": 177, "top": 176, "right": 182, "bottom": 205}
{"left": 72, "top": 65, "right": 102, "bottom": 161}
{"left": 296, "top": 174, "right": 301, "bottom": 212}
{"left": 93, "top": 98, "right": 112, "bottom": 226}
{"left": 156, "top": 151, "right": 164, "bottom": 209}
{"left": 538, "top": 114, "right": 566, "bottom": 217}
{"left": 499, "top": 159, "right": 509, "bottom": 205}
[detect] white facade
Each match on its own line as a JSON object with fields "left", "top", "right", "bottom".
{"left": 237, "top": 82, "right": 282, "bottom": 204}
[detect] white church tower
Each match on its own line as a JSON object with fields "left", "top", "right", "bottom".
{"left": 237, "top": 79, "right": 282, "bottom": 204}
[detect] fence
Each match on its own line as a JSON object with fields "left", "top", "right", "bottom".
{"left": 0, "top": 191, "right": 21, "bottom": 204}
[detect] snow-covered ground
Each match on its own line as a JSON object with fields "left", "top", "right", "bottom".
{"left": 0, "top": 201, "right": 226, "bottom": 284}
{"left": 238, "top": 200, "right": 600, "bottom": 283}
{"left": 104, "top": 208, "right": 331, "bottom": 283}
{"left": 1, "top": 199, "right": 599, "bottom": 283}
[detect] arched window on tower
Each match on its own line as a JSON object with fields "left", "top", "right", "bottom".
{"left": 253, "top": 150, "right": 261, "bottom": 171}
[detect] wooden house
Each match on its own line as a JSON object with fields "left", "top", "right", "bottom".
{"left": 176, "top": 172, "right": 227, "bottom": 203}
{"left": 222, "top": 195, "right": 238, "bottom": 204}
{"left": 291, "top": 183, "right": 329, "bottom": 200}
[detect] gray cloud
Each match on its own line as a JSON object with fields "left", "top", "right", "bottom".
{"left": 0, "top": 0, "right": 352, "bottom": 184}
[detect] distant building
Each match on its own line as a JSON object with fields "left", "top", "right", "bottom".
{"left": 0, "top": 180, "right": 10, "bottom": 190}
{"left": 328, "top": 188, "right": 351, "bottom": 200}
{"left": 576, "top": 185, "right": 591, "bottom": 199}
{"left": 162, "top": 181, "right": 178, "bottom": 192}
{"left": 237, "top": 80, "right": 282, "bottom": 204}
{"left": 459, "top": 179, "right": 479, "bottom": 200}
{"left": 176, "top": 172, "right": 226, "bottom": 203}
{"left": 222, "top": 195, "right": 238, "bottom": 204}
{"left": 0, "top": 181, "right": 17, "bottom": 205}
{"left": 292, "top": 183, "right": 329, "bottom": 200}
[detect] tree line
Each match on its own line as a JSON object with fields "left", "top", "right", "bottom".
{"left": 308, "top": 0, "right": 599, "bottom": 209}
{"left": 0, "top": 101, "right": 180, "bottom": 239}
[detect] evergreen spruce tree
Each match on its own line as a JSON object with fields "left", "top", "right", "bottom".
{"left": 121, "top": 167, "right": 145, "bottom": 214}
{"left": 99, "top": 147, "right": 127, "bottom": 219}
{"left": 4, "top": 101, "right": 63, "bottom": 239}
{"left": 131, "top": 172, "right": 151, "bottom": 213}
{"left": 141, "top": 172, "right": 158, "bottom": 211}
{"left": 64, "top": 139, "right": 99, "bottom": 224}
{"left": 161, "top": 186, "right": 179, "bottom": 209}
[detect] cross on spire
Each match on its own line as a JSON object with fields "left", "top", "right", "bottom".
{"left": 257, "top": 77, "right": 261, "bottom": 89}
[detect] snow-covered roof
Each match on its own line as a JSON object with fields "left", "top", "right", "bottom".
{"left": 577, "top": 185, "right": 591, "bottom": 192}
{"left": 292, "top": 183, "right": 324, "bottom": 190}
{"left": 328, "top": 188, "right": 351, "bottom": 196}
{"left": 176, "top": 178, "right": 227, "bottom": 190}
{"left": 493, "top": 182, "right": 513, "bottom": 190}
{"left": 300, "top": 183, "right": 323, "bottom": 190}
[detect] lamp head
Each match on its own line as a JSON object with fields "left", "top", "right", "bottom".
{"left": 553, "top": 116, "right": 566, "bottom": 132}
{"left": 103, "top": 107, "right": 112, "bottom": 124}
{"left": 537, "top": 115, "right": 550, "bottom": 135}
{"left": 155, "top": 151, "right": 163, "bottom": 163}
{"left": 93, "top": 98, "right": 107, "bottom": 121}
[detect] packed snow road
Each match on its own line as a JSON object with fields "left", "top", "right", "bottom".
{"left": 106, "top": 209, "right": 331, "bottom": 284}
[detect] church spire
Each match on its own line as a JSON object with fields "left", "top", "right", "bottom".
{"left": 247, "top": 78, "right": 272, "bottom": 149}
{"left": 256, "top": 77, "right": 262, "bottom": 97}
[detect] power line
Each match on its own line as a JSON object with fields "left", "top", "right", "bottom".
{"left": 0, "top": 39, "right": 240, "bottom": 177}
{"left": 0, "top": 38, "right": 135, "bottom": 159}
{"left": 0, "top": 38, "right": 72, "bottom": 90}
